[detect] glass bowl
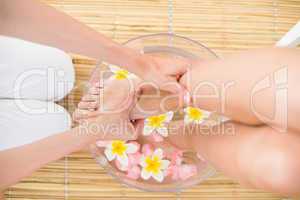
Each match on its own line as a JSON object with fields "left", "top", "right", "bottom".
{"left": 90, "top": 33, "right": 218, "bottom": 192}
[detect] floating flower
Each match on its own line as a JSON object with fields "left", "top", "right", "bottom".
{"left": 126, "top": 165, "right": 141, "bottom": 180}
{"left": 109, "top": 65, "right": 136, "bottom": 80}
{"left": 115, "top": 152, "right": 142, "bottom": 172}
{"left": 140, "top": 148, "right": 170, "bottom": 182}
{"left": 143, "top": 111, "right": 173, "bottom": 137}
{"left": 184, "top": 106, "right": 210, "bottom": 124}
{"left": 141, "top": 144, "right": 154, "bottom": 156}
{"left": 104, "top": 140, "right": 138, "bottom": 167}
{"left": 178, "top": 164, "right": 197, "bottom": 180}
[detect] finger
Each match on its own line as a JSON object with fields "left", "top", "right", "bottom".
{"left": 78, "top": 101, "right": 99, "bottom": 110}
{"left": 72, "top": 109, "right": 99, "bottom": 121}
{"left": 88, "top": 66, "right": 102, "bottom": 84}
{"left": 88, "top": 86, "right": 101, "bottom": 95}
{"left": 72, "top": 109, "right": 88, "bottom": 122}
{"left": 167, "top": 56, "right": 189, "bottom": 76}
{"left": 82, "top": 94, "right": 99, "bottom": 102}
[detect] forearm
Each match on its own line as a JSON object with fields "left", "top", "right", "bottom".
{"left": 180, "top": 47, "right": 300, "bottom": 130}
{"left": 0, "top": 127, "right": 92, "bottom": 189}
{"left": 0, "top": 0, "right": 140, "bottom": 68}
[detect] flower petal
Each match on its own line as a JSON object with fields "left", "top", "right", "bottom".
{"left": 153, "top": 148, "right": 163, "bottom": 159}
{"left": 126, "top": 143, "right": 139, "bottom": 154}
{"left": 127, "top": 165, "right": 141, "bottom": 180}
{"left": 195, "top": 119, "right": 205, "bottom": 124}
{"left": 178, "top": 164, "right": 197, "bottom": 180}
{"left": 185, "top": 107, "right": 192, "bottom": 113}
{"left": 143, "top": 124, "right": 155, "bottom": 136}
{"left": 160, "top": 160, "right": 170, "bottom": 170}
{"left": 115, "top": 159, "right": 128, "bottom": 171}
{"left": 152, "top": 170, "right": 164, "bottom": 182}
{"left": 156, "top": 126, "right": 168, "bottom": 137}
{"left": 139, "top": 155, "right": 147, "bottom": 167}
{"left": 104, "top": 149, "right": 116, "bottom": 161}
{"left": 183, "top": 107, "right": 188, "bottom": 113}
{"left": 164, "top": 111, "right": 174, "bottom": 122}
{"left": 128, "top": 152, "right": 142, "bottom": 166}
{"left": 141, "top": 168, "right": 152, "bottom": 180}
{"left": 96, "top": 140, "right": 111, "bottom": 147}
{"left": 128, "top": 73, "right": 138, "bottom": 79}
{"left": 142, "top": 144, "right": 153, "bottom": 156}
{"left": 184, "top": 115, "right": 192, "bottom": 124}
{"left": 109, "top": 65, "right": 122, "bottom": 73}
{"left": 117, "top": 154, "right": 129, "bottom": 167}
{"left": 202, "top": 110, "right": 211, "bottom": 118}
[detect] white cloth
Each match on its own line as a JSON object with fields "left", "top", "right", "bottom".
{"left": 0, "top": 35, "right": 75, "bottom": 150}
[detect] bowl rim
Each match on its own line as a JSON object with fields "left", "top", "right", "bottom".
{"left": 122, "top": 32, "right": 218, "bottom": 58}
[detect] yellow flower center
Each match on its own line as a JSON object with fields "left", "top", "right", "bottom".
{"left": 114, "top": 69, "right": 129, "bottom": 80}
{"left": 188, "top": 107, "right": 203, "bottom": 121}
{"left": 111, "top": 140, "right": 127, "bottom": 156}
{"left": 148, "top": 115, "right": 166, "bottom": 128}
{"left": 145, "top": 156, "right": 161, "bottom": 174}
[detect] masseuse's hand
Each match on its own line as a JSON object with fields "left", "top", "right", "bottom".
{"left": 74, "top": 78, "right": 139, "bottom": 141}
{"left": 135, "top": 54, "right": 189, "bottom": 93}
{"left": 89, "top": 53, "right": 190, "bottom": 94}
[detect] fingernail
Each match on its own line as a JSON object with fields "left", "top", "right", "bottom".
{"left": 89, "top": 87, "right": 100, "bottom": 94}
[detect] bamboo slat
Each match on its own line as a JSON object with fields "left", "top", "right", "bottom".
{"left": 4, "top": 0, "right": 300, "bottom": 199}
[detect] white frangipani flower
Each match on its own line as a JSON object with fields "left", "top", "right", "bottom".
{"left": 143, "top": 111, "right": 173, "bottom": 137}
{"left": 109, "top": 65, "right": 136, "bottom": 80}
{"left": 184, "top": 106, "right": 210, "bottom": 124}
{"left": 104, "top": 140, "right": 138, "bottom": 167}
{"left": 140, "top": 148, "right": 170, "bottom": 182}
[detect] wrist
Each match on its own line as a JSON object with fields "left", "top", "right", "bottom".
{"left": 108, "top": 45, "right": 144, "bottom": 70}
{"left": 70, "top": 126, "right": 98, "bottom": 149}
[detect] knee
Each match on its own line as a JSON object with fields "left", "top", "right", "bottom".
{"left": 48, "top": 48, "right": 75, "bottom": 101}
{"left": 251, "top": 147, "right": 300, "bottom": 196}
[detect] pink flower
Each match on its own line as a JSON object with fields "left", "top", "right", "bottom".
{"left": 178, "top": 164, "right": 197, "bottom": 180}
{"left": 115, "top": 159, "right": 128, "bottom": 171}
{"left": 141, "top": 144, "right": 153, "bottom": 156}
{"left": 167, "top": 164, "right": 197, "bottom": 181}
{"left": 170, "top": 150, "right": 183, "bottom": 165}
{"left": 115, "top": 152, "right": 142, "bottom": 171}
{"left": 126, "top": 165, "right": 141, "bottom": 180}
{"left": 128, "top": 152, "right": 142, "bottom": 166}
{"left": 166, "top": 164, "right": 180, "bottom": 180}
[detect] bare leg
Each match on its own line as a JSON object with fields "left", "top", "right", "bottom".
{"left": 0, "top": 191, "right": 4, "bottom": 200}
{"left": 167, "top": 121, "right": 300, "bottom": 196}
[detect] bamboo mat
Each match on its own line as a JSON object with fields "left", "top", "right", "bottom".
{"left": 4, "top": 0, "right": 300, "bottom": 199}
